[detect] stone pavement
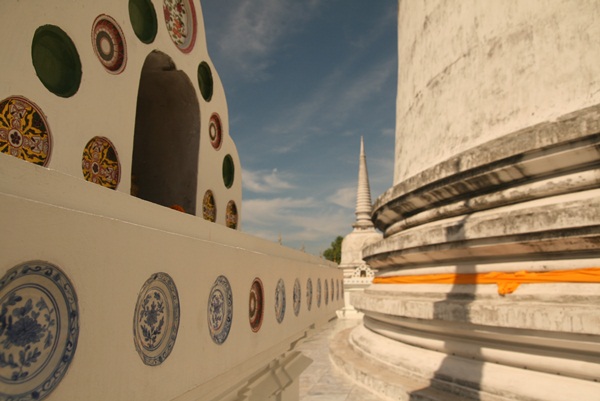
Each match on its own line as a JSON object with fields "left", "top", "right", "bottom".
{"left": 297, "top": 318, "right": 386, "bottom": 401}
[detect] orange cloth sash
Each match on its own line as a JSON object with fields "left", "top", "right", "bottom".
{"left": 373, "top": 268, "right": 600, "bottom": 295}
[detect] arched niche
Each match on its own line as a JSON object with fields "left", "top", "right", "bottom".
{"left": 131, "top": 50, "right": 200, "bottom": 214}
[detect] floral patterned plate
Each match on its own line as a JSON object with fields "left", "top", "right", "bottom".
{"left": 133, "top": 272, "right": 180, "bottom": 365}
{"left": 0, "top": 261, "right": 78, "bottom": 400}
{"left": 275, "top": 279, "right": 286, "bottom": 323}
{"left": 208, "top": 275, "right": 233, "bottom": 344}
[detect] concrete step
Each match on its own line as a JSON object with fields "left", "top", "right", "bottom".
{"left": 330, "top": 327, "right": 478, "bottom": 401}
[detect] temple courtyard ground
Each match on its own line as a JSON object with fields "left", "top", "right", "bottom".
{"left": 298, "top": 318, "right": 385, "bottom": 401}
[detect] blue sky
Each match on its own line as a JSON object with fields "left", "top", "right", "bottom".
{"left": 201, "top": 0, "right": 397, "bottom": 255}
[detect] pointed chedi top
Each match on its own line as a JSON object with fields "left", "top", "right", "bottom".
{"left": 353, "top": 136, "right": 374, "bottom": 229}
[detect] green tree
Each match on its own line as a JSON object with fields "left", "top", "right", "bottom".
{"left": 323, "top": 236, "right": 343, "bottom": 263}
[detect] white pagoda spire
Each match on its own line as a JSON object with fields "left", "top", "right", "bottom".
{"left": 353, "top": 136, "right": 374, "bottom": 229}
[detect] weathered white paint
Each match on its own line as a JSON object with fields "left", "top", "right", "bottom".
{"left": 395, "top": 0, "right": 600, "bottom": 183}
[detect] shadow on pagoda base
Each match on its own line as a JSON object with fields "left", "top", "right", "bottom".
{"left": 331, "top": 294, "right": 600, "bottom": 401}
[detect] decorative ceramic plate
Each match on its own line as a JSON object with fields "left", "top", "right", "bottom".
{"left": 274, "top": 279, "right": 286, "bottom": 323}
{"left": 324, "top": 279, "right": 329, "bottom": 305}
{"left": 306, "top": 278, "right": 313, "bottom": 312}
{"left": 316, "top": 278, "right": 321, "bottom": 308}
{"left": 292, "top": 279, "right": 301, "bottom": 316}
{"left": 0, "top": 261, "right": 79, "bottom": 401}
{"left": 209, "top": 113, "right": 222, "bottom": 150}
{"left": 133, "top": 272, "right": 180, "bottom": 365}
{"left": 31, "top": 25, "right": 82, "bottom": 97}
{"left": 222, "top": 155, "right": 235, "bottom": 189}
{"left": 249, "top": 278, "right": 263, "bottom": 333}
{"left": 82, "top": 136, "right": 120, "bottom": 189}
{"left": 202, "top": 190, "right": 216, "bottom": 222}
{"left": 92, "top": 14, "right": 127, "bottom": 74}
{"left": 0, "top": 96, "right": 51, "bottom": 166}
{"left": 163, "top": 0, "right": 197, "bottom": 53}
{"left": 226, "top": 201, "right": 238, "bottom": 230}
{"left": 208, "top": 275, "right": 233, "bottom": 344}
{"left": 197, "top": 61, "right": 213, "bottom": 101}
{"left": 129, "top": 0, "right": 158, "bottom": 44}
{"left": 331, "top": 279, "right": 335, "bottom": 302}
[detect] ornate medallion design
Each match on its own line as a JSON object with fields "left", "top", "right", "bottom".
{"left": 163, "top": 0, "right": 197, "bottom": 53}
{"left": 82, "top": 136, "right": 120, "bottom": 189}
{"left": 209, "top": 113, "right": 222, "bottom": 150}
{"left": 202, "top": 190, "right": 216, "bottom": 222}
{"left": 249, "top": 278, "right": 263, "bottom": 333}
{"left": 0, "top": 96, "right": 51, "bottom": 166}
{"left": 306, "top": 278, "right": 313, "bottom": 312}
{"left": 0, "top": 261, "right": 78, "bottom": 401}
{"left": 226, "top": 201, "right": 238, "bottom": 229}
{"left": 324, "top": 279, "right": 329, "bottom": 305}
{"left": 208, "top": 275, "right": 233, "bottom": 344}
{"left": 92, "top": 15, "right": 127, "bottom": 74}
{"left": 133, "top": 273, "right": 180, "bottom": 366}
{"left": 274, "top": 279, "right": 286, "bottom": 324}
{"left": 316, "top": 278, "right": 321, "bottom": 308}
{"left": 292, "top": 279, "right": 301, "bottom": 316}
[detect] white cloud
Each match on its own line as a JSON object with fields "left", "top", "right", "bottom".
{"left": 243, "top": 168, "right": 295, "bottom": 193}
{"left": 241, "top": 196, "right": 351, "bottom": 249}
{"left": 217, "top": 0, "right": 319, "bottom": 81}
{"left": 326, "top": 186, "right": 356, "bottom": 209}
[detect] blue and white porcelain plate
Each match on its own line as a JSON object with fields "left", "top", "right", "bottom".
{"left": 293, "top": 279, "right": 301, "bottom": 316}
{"left": 0, "top": 261, "right": 79, "bottom": 401}
{"left": 208, "top": 275, "right": 233, "bottom": 344}
{"left": 306, "top": 278, "right": 313, "bottom": 312}
{"left": 274, "top": 279, "right": 286, "bottom": 323}
{"left": 134, "top": 272, "right": 180, "bottom": 365}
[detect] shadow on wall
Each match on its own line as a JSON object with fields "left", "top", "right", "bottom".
{"left": 409, "top": 216, "right": 482, "bottom": 401}
{"left": 131, "top": 50, "right": 200, "bottom": 215}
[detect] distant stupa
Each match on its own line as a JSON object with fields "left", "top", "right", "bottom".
{"left": 337, "top": 137, "right": 382, "bottom": 318}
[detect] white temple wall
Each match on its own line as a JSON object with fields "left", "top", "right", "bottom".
{"left": 1, "top": 155, "right": 343, "bottom": 401}
{"left": 395, "top": 0, "right": 600, "bottom": 183}
{"left": 0, "top": 1, "right": 342, "bottom": 400}
{"left": 1, "top": 0, "right": 241, "bottom": 224}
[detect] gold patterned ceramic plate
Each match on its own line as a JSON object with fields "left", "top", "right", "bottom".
{"left": 82, "top": 136, "right": 120, "bottom": 189}
{"left": 0, "top": 96, "right": 51, "bottom": 166}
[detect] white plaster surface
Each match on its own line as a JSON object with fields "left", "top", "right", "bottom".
{"left": 0, "top": 155, "right": 344, "bottom": 401}
{"left": 395, "top": 0, "right": 600, "bottom": 183}
{"left": 0, "top": 0, "right": 241, "bottom": 225}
